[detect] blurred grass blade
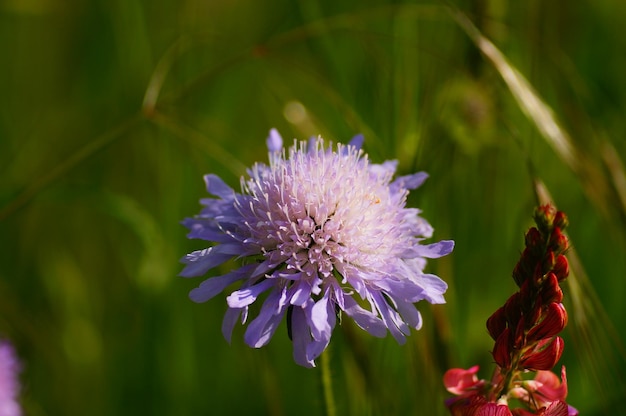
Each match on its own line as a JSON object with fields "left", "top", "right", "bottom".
{"left": 149, "top": 111, "right": 246, "bottom": 177}
{"left": 448, "top": 7, "right": 577, "bottom": 173}
{"left": 0, "top": 115, "right": 142, "bottom": 222}
{"left": 142, "top": 35, "right": 194, "bottom": 116}
{"left": 601, "top": 140, "right": 626, "bottom": 217}
{"left": 450, "top": 5, "right": 626, "bottom": 243}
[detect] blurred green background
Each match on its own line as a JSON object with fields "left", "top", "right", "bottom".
{"left": 1, "top": 0, "right": 625, "bottom": 415}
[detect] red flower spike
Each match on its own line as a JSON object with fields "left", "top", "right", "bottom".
{"left": 520, "top": 336, "right": 564, "bottom": 371}
{"left": 527, "top": 303, "right": 568, "bottom": 342}
{"left": 552, "top": 254, "right": 569, "bottom": 281}
{"left": 487, "top": 306, "right": 507, "bottom": 341}
{"left": 443, "top": 205, "right": 577, "bottom": 415}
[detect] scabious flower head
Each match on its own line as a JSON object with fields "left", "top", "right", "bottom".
{"left": 0, "top": 339, "right": 22, "bottom": 416}
{"left": 181, "top": 129, "right": 454, "bottom": 367}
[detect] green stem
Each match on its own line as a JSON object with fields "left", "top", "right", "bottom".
{"left": 320, "top": 349, "right": 337, "bottom": 416}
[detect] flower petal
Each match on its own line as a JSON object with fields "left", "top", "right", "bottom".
{"left": 305, "top": 295, "right": 336, "bottom": 362}
{"left": 348, "top": 133, "right": 364, "bottom": 150}
{"left": 182, "top": 218, "right": 234, "bottom": 243}
{"left": 179, "top": 246, "right": 236, "bottom": 277}
{"left": 443, "top": 365, "right": 483, "bottom": 396}
{"left": 391, "top": 171, "right": 429, "bottom": 192}
{"left": 342, "top": 296, "right": 387, "bottom": 338}
{"left": 222, "top": 307, "right": 244, "bottom": 343}
{"left": 189, "top": 264, "right": 256, "bottom": 303}
{"left": 394, "top": 299, "right": 423, "bottom": 330}
{"left": 226, "top": 279, "right": 274, "bottom": 308}
{"left": 203, "top": 174, "right": 235, "bottom": 200}
{"left": 410, "top": 240, "right": 455, "bottom": 259}
{"left": 266, "top": 128, "right": 283, "bottom": 152}
{"left": 243, "top": 289, "right": 285, "bottom": 348}
{"left": 414, "top": 273, "right": 448, "bottom": 304}
{"left": 370, "top": 291, "right": 409, "bottom": 343}
{"left": 372, "top": 277, "right": 422, "bottom": 301}
{"left": 308, "top": 288, "right": 334, "bottom": 342}
{"left": 290, "top": 305, "right": 315, "bottom": 368}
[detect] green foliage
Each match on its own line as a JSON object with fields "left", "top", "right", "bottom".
{"left": 1, "top": 1, "right": 625, "bottom": 415}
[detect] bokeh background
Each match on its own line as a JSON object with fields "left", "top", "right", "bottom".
{"left": 1, "top": 0, "right": 625, "bottom": 415}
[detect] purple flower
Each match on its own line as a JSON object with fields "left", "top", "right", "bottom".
{"left": 181, "top": 129, "right": 454, "bottom": 367}
{"left": 0, "top": 339, "right": 21, "bottom": 416}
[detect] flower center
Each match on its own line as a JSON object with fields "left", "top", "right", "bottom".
{"left": 240, "top": 140, "right": 402, "bottom": 281}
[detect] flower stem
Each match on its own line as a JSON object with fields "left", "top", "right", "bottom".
{"left": 320, "top": 349, "right": 337, "bottom": 416}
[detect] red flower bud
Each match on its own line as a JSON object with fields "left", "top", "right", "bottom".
{"left": 542, "top": 250, "right": 556, "bottom": 275}
{"left": 520, "top": 336, "right": 564, "bottom": 371}
{"left": 534, "top": 205, "right": 556, "bottom": 232}
{"left": 553, "top": 254, "right": 569, "bottom": 281}
{"left": 528, "top": 298, "right": 544, "bottom": 328}
{"left": 504, "top": 293, "right": 521, "bottom": 327}
{"left": 447, "top": 395, "right": 514, "bottom": 416}
{"left": 553, "top": 211, "right": 569, "bottom": 230}
{"left": 513, "top": 316, "right": 526, "bottom": 349}
{"left": 549, "top": 228, "right": 569, "bottom": 253}
{"left": 525, "top": 227, "right": 544, "bottom": 252}
{"left": 518, "top": 279, "right": 532, "bottom": 307}
{"left": 512, "top": 261, "right": 525, "bottom": 287}
{"left": 527, "top": 303, "right": 568, "bottom": 342}
{"left": 541, "top": 273, "right": 563, "bottom": 304}
{"left": 487, "top": 306, "right": 507, "bottom": 341}
{"left": 514, "top": 248, "right": 536, "bottom": 286}
{"left": 492, "top": 328, "right": 512, "bottom": 369}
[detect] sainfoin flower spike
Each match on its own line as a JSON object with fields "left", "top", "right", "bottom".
{"left": 0, "top": 338, "right": 22, "bottom": 416}
{"left": 443, "top": 205, "right": 578, "bottom": 415}
{"left": 181, "top": 129, "right": 454, "bottom": 367}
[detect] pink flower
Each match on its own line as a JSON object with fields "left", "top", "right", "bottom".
{"left": 0, "top": 339, "right": 21, "bottom": 416}
{"left": 511, "top": 401, "right": 569, "bottom": 416}
{"left": 526, "top": 367, "right": 578, "bottom": 415}
{"left": 444, "top": 366, "right": 486, "bottom": 397}
{"left": 447, "top": 395, "right": 513, "bottom": 416}
{"left": 533, "top": 366, "right": 568, "bottom": 403}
